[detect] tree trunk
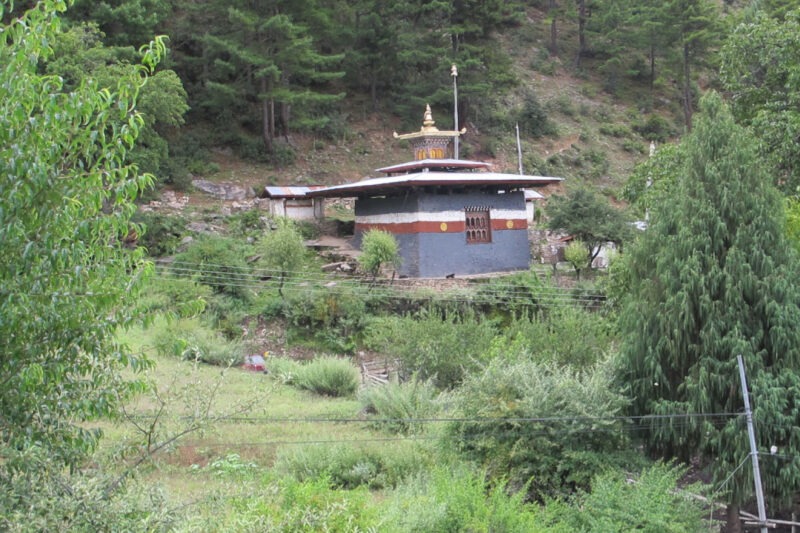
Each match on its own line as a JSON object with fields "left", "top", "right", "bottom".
{"left": 725, "top": 503, "right": 742, "bottom": 533}
{"left": 682, "top": 42, "right": 693, "bottom": 131}
{"left": 261, "top": 77, "right": 273, "bottom": 152}
{"left": 549, "top": 0, "right": 558, "bottom": 56}
{"left": 575, "top": 0, "right": 587, "bottom": 67}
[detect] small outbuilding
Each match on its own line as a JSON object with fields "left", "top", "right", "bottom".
{"left": 262, "top": 186, "right": 324, "bottom": 220}
{"left": 308, "top": 106, "right": 562, "bottom": 278}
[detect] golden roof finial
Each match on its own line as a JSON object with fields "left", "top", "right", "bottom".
{"left": 422, "top": 104, "right": 435, "bottom": 130}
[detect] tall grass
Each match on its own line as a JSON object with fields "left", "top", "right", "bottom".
{"left": 358, "top": 378, "right": 440, "bottom": 434}
{"left": 293, "top": 356, "right": 360, "bottom": 397}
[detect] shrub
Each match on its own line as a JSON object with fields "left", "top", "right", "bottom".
{"left": 284, "top": 284, "right": 368, "bottom": 353}
{"left": 131, "top": 211, "right": 187, "bottom": 257}
{"left": 275, "top": 442, "right": 432, "bottom": 490}
{"left": 172, "top": 235, "right": 254, "bottom": 300}
{"left": 564, "top": 239, "right": 590, "bottom": 279}
{"left": 633, "top": 114, "right": 675, "bottom": 142}
{"left": 517, "top": 90, "right": 557, "bottom": 138}
{"left": 259, "top": 218, "right": 308, "bottom": 298}
{"left": 136, "top": 273, "right": 210, "bottom": 318}
{"left": 381, "top": 465, "right": 550, "bottom": 533}
{"left": 447, "top": 359, "right": 634, "bottom": 500}
{"left": 363, "top": 309, "right": 498, "bottom": 389}
{"left": 547, "top": 463, "right": 711, "bottom": 532}
{"left": 358, "top": 229, "right": 401, "bottom": 279}
{"left": 294, "top": 356, "right": 360, "bottom": 397}
{"left": 358, "top": 378, "right": 440, "bottom": 434}
{"left": 270, "top": 477, "right": 376, "bottom": 531}
{"left": 264, "top": 356, "right": 302, "bottom": 385}
{"left": 151, "top": 317, "right": 243, "bottom": 366}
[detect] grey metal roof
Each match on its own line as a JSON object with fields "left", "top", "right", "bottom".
{"left": 306, "top": 172, "right": 563, "bottom": 198}
{"left": 376, "top": 158, "right": 491, "bottom": 174}
{"left": 263, "top": 186, "right": 323, "bottom": 198}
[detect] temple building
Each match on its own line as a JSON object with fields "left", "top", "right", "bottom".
{"left": 308, "top": 106, "right": 562, "bottom": 278}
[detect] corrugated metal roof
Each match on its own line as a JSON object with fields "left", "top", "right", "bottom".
{"left": 376, "top": 158, "right": 491, "bottom": 174}
{"left": 524, "top": 189, "right": 545, "bottom": 200}
{"left": 263, "top": 185, "right": 323, "bottom": 198}
{"left": 306, "top": 172, "right": 563, "bottom": 198}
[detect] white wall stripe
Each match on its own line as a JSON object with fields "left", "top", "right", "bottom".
{"left": 357, "top": 208, "right": 527, "bottom": 224}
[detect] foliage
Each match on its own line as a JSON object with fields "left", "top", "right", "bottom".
{"left": 259, "top": 218, "right": 308, "bottom": 298}
{"left": 447, "top": 359, "right": 633, "bottom": 501}
{"left": 264, "top": 355, "right": 303, "bottom": 385}
{"left": 618, "top": 92, "right": 800, "bottom": 509}
{"left": 172, "top": 234, "right": 254, "bottom": 300}
{"left": 516, "top": 89, "right": 557, "bottom": 138}
{"left": 267, "top": 477, "right": 377, "bottom": 531}
{"left": 0, "top": 449, "right": 176, "bottom": 533}
{"left": 498, "top": 306, "right": 616, "bottom": 369}
{"left": 546, "top": 186, "right": 632, "bottom": 267}
{"left": 293, "top": 356, "right": 360, "bottom": 397}
{"left": 786, "top": 197, "right": 800, "bottom": 253}
{"left": 275, "top": 441, "right": 432, "bottom": 490}
{"left": 358, "top": 378, "right": 440, "bottom": 434}
{"left": 45, "top": 21, "right": 188, "bottom": 185}
{"left": 720, "top": 9, "right": 800, "bottom": 194}
{"left": 381, "top": 465, "right": 550, "bottom": 533}
{"left": 358, "top": 229, "right": 401, "bottom": 279}
{"left": 0, "top": 0, "right": 165, "bottom": 466}
{"left": 473, "top": 268, "right": 549, "bottom": 317}
{"left": 135, "top": 272, "right": 210, "bottom": 319}
{"left": 564, "top": 239, "right": 589, "bottom": 279}
{"left": 283, "top": 284, "right": 369, "bottom": 353}
{"left": 622, "top": 141, "right": 685, "bottom": 216}
{"left": 546, "top": 462, "right": 711, "bottom": 532}
{"left": 151, "top": 316, "right": 243, "bottom": 366}
{"left": 131, "top": 210, "right": 188, "bottom": 257}
{"left": 363, "top": 309, "right": 498, "bottom": 389}
{"left": 227, "top": 208, "right": 270, "bottom": 239}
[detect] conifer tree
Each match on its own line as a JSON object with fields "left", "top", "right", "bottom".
{"left": 618, "top": 92, "right": 800, "bottom": 523}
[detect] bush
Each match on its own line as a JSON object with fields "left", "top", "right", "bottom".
{"left": 358, "top": 229, "right": 401, "bottom": 278}
{"left": 358, "top": 378, "right": 440, "bottom": 434}
{"left": 517, "top": 90, "right": 557, "bottom": 138}
{"left": 172, "top": 235, "right": 254, "bottom": 300}
{"left": 381, "top": 465, "right": 550, "bottom": 533}
{"left": 547, "top": 463, "right": 711, "bottom": 532}
{"left": 284, "top": 284, "right": 368, "bottom": 353}
{"left": 136, "top": 273, "right": 211, "bottom": 318}
{"left": 275, "top": 442, "right": 432, "bottom": 490}
{"left": 264, "top": 356, "right": 302, "bottom": 385}
{"left": 131, "top": 211, "right": 187, "bottom": 257}
{"left": 151, "top": 317, "right": 243, "bottom": 366}
{"left": 363, "top": 309, "right": 498, "bottom": 389}
{"left": 294, "top": 356, "right": 360, "bottom": 397}
{"left": 633, "top": 114, "right": 675, "bottom": 142}
{"left": 447, "top": 359, "right": 635, "bottom": 500}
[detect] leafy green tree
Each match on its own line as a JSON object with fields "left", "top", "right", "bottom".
{"left": 261, "top": 218, "right": 308, "bottom": 298}
{"left": 618, "top": 92, "right": 800, "bottom": 520}
{"left": 546, "top": 186, "right": 631, "bottom": 268}
{"left": 564, "top": 239, "right": 589, "bottom": 280}
{"left": 45, "top": 22, "right": 188, "bottom": 185}
{"left": 720, "top": 9, "right": 800, "bottom": 194}
{"left": 0, "top": 0, "right": 164, "bottom": 465}
{"left": 358, "top": 229, "right": 401, "bottom": 280}
{"left": 622, "top": 142, "right": 685, "bottom": 217}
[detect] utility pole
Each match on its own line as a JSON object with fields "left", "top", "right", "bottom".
{"left": 737, "top": 354, "right": 769, "bottom": 533}
{"left": 451, "top": 64, "right": 459, "bottom": 160}
{"left": 516, "top": 123, "right": 523, "bottom": 175}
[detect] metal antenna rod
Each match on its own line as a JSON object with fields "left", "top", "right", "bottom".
{"left": 737, "top": 354, "right": 768, "bottom": 533}
{"left": 451, "top": 64, "right": 459, "bottom": 160}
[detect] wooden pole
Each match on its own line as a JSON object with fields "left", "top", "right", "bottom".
{"left": 516, "top": 123, "right": 523, "bottom": 175}
{"left": 737, "top": 355, "right": 768, "bottom": 533}
{"left": 451, "top": 64, "right": 459, "bottom": 160}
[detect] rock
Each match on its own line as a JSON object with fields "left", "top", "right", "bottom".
{"left": 192, "top": 179, "right": 255, "bottom": 201}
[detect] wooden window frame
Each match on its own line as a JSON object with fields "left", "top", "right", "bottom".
{"left": 465, "top": 208, "right": 491, "bottom": 244}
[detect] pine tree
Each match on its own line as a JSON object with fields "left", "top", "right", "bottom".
{"left": 618, "top": 92, "right": 800, "bottom": 522}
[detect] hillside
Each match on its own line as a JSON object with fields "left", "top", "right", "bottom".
{"left": 178, "top": 7, "right": 672, "bottom": 204}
